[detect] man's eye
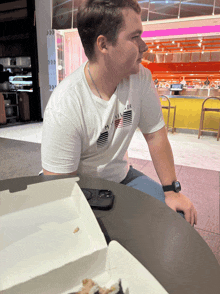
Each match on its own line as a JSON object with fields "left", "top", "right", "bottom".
{"left": 132, "top": 35, "right": 139, "bottom": 39}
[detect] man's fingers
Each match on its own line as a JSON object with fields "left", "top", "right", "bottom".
{"left": 184, "top": 208, "right": 196, "bottom": 226}
{"left": 165, "top": 194, "right": 198, "bottom": 227}
{"left": 182, "top": 208, "right": 197, "bottom": 227}
{"left": 191, "top": 209, "right": 194, "bottom": 226}
{"left": 195, "top": 211, "right": 198, "bottom": 225}
{"left": 184, "top": 210, "right": 191, "bottom": 224}
{"left": 194, "top": 209, "right": 198, "bottom": 226}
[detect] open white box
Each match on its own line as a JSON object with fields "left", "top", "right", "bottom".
{"left": 0, "top": 178, "right": 168, "bottom": 294}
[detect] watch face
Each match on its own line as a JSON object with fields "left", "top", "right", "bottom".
{"left": 174, "top": 181, "right": 181, "bottom": 192}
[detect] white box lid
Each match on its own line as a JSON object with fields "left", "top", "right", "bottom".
{"left": 0, "top": 178, "right": 107, "bottom": 291}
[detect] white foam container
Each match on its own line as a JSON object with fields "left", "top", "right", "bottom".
{"left": 0, "top": 178, "right": 168, "bottom": 294}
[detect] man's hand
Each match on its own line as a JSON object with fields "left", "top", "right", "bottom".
{"left": 164, "top": 191, "right": 197, "bottom": 226}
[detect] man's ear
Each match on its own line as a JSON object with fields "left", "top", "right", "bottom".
{"left": 96, "top": 35, "right": 108, "bottom": 54}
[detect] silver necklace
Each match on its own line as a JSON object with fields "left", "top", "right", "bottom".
{"left": 88, "top": 63, "right": 103, "bottom": 99}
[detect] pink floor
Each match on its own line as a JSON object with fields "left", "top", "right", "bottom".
{"left": 128, "top": 157, "right": 220, "bottom": 266}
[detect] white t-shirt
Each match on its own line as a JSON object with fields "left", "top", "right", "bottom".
{"left": 41, "top": 62, "right": 165, "bottom": 182}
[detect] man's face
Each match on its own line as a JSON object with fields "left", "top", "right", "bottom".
{"left": 106, "top": 8, "right": 148, "bottom": 78}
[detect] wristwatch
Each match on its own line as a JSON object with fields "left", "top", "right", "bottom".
{"left": 162, "top": 181, "right": 181, "bottom": 193}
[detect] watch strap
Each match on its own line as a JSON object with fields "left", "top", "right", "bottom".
{"left": 162, "top": 184, "right": 174, "bottom": 192}
{"left": 162, "top": 181, "right": 181, "bottom": 193}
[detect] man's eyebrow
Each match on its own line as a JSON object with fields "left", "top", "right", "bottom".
{"left": 130, "top": 29, "right": 143, "bottom": 35}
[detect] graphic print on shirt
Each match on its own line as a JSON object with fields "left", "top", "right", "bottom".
{"left": 97, "top": 105, "right": 133, "bottom": 148}
{"left": 115, "top": 109, "right": 132, "bottom": 129}
{"left": 97, "top": 131, "right": 109, "bottom": 148}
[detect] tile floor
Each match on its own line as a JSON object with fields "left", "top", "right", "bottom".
{"left": 0, "top": 123, "right": 220, "bottom": 265}
{"left": 0, "top": 123, "right": 219, "bottom": 171}
{"left": 128, "top": 128, "right": 220, "bottom": 172}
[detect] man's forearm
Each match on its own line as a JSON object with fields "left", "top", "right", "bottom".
{"left": 144, "top": 127, "right": 177, "bottom": 187}
{"left": 144, "top": 127, "right": 198, "bottom": 226}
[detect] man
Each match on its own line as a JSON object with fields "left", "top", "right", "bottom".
{"left": 41, "top": 0, "right": 197, "bottom": 226}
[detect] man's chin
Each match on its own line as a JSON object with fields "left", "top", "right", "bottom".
{"left": 123, "top": 64, "right": 141, "bottom": 79}
{"left": 130, "top": 64, "right": 141, "bottom": 75}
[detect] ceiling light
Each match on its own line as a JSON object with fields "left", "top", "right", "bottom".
{"left": 172, "top": 41, "right": 175, "bottom": 44}
{"left": 157, "top": 45, "right": 159, "bottom": 49}
{"left": 180, "top": 48, "right": 183, "bottom": 51}
{"left": 202, "top": 51, "right": 204, "bottom": 54}
{"left": 150, "top": 49, "right": 153, "bottom": 52}
{"left": 198, "top": 43, "right": 202, "bottom": 47}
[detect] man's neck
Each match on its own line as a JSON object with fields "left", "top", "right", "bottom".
{"left": 85, "top": 61, "right": 123, "bottom": 101}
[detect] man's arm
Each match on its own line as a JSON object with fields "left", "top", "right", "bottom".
{"left": 144, "top": 126, "right": 176, "bottom": 186}
{"left": 43, "top": 169, "right": 78, "bottom": 176}
{"left": 41, "top": 109, "right": 81, "bottom": 178}
{"left": 143, "top": 126, "right": 197, "bottom": 226}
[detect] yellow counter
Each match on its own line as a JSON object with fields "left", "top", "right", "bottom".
{"left": 160, "top": 96, "right": 220, "bottom": 131}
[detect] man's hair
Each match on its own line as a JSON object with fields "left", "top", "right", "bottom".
{"left": 77, "top": 0, "right": 141, "bottom": 60}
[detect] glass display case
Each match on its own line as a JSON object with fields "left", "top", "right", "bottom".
{"left": 0, "top": 56, "right": 33, "bottom": 124}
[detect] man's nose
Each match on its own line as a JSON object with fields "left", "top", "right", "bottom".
{"left": 140, "top": 40, "right": 148, "bottom": 53}
{"left": 143, "top": 44, "right": 148, "bottom": 52}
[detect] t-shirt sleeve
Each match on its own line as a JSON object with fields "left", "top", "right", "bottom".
{"left": 138, "top": 66, "right": 165, "bottom": 134}
{"left": 41, "top": 108, "right": 81, "bottom": 174}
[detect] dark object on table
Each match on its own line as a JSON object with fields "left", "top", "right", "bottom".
{"left": 81, "top": 188, "right": 115, "bottom": 210}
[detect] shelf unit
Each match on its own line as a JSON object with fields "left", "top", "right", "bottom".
{"left": 1, "top": 91, "right": 19, "bottom": 121}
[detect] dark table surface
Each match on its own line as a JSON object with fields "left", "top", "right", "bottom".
{"left": 1, "top": 174, "right": 220, "bottom": 294}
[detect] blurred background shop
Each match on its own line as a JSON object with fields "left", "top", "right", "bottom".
{"left": 0, "top": 0, "right": 220, "bottom": 134}
{"left": 0, "top": 0, "right": 41, "bottom": 127}
{"left": 141, "top": 34, "right": 220, "bottom": 133}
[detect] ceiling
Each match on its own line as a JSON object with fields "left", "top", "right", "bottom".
{"left": 0, "top": 0, "right": 27, "bottom": 22}
{"left": 145, "top": 36, "right": 220, "bottom": 54}
{"left": 141, "top": 15, "right": 220, "bottom": 70}
{"left": 141, "top": 14, "right": 220, "bottom": 55}
{"left": 142, "top": 14, "right": 220, "bottom": 38}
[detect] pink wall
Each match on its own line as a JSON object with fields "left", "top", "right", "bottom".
{"left": 64, "top": 31, "right": 87, "bottom": 77}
